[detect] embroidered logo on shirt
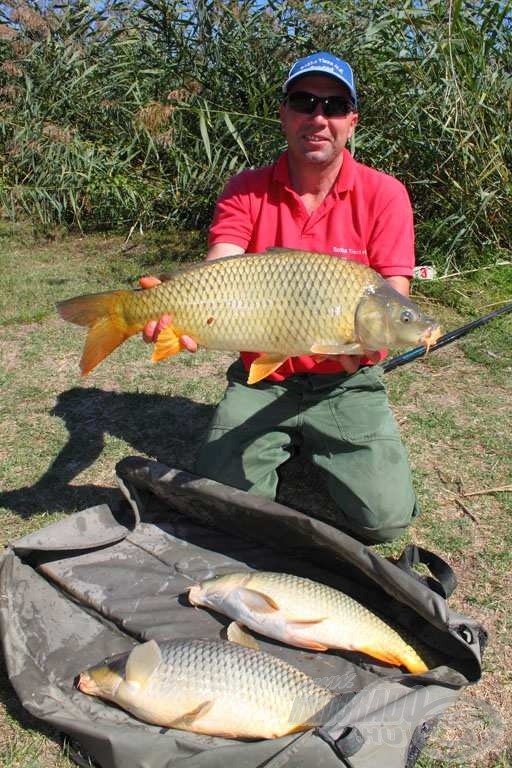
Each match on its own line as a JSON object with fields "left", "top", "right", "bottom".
{"left": 332, "top": 246, "right": 367, "bottom": 256}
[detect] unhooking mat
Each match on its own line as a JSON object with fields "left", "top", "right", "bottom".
{"left": 0, "top": 456, "right": 486, "bottom": 768}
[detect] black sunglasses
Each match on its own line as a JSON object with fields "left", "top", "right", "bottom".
{"left": 285, "top": 90, "right": 355, "bottom": 118}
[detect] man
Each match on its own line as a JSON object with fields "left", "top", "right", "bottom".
{"left": 143, "top": 52, "right": 419, "bottom": 544}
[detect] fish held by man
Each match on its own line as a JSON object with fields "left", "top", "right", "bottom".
{"left": 57, "top": 249, "right": 441, "bottom": 385}
{"left": 188, "top": 571, "right": 429, "bottom": 675}
{"left": 76, "top": 637, "right": 338, "bottom": 739}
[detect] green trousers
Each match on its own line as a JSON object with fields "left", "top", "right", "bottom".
{"left": 195, "top": 360, "right": 419, "bottom": 544}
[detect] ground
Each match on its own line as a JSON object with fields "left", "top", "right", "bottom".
{"left": 0, "top": 227, "right": 510, "bottom": 767}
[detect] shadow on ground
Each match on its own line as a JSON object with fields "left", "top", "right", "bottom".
{"left": 0, "top": 387, "right": 215, "bottom": 518}
{"left": 1, "top": 386, "right": 337, "bottom": 522}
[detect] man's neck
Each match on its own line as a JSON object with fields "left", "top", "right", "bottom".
{"left": 287, "top": 152, "right": 344, "bottom": 210}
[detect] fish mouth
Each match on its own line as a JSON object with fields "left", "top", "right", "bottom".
{"left": 187, "top": 585, "right": 201, "bottom": 605}
{"left": 421, "top": 324, "right": 442, "bottom": 351}
{"left": 76, "top": 672, "right": 96, "bottom": 694}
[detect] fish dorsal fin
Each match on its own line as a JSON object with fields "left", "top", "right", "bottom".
{"left": 265, "top": 247, "right": 298, "bottom": 254}
{"left": 125, "top": 640, "right": 162, "bottom": 686}
{"left": 236, "top": 587, "right": 280, "bottom": 613}
{"left": 247, "top": 354, "right": 287, "bottom": 384}
{"left": 225, "top": 621, "right": 261, "bottom": 650}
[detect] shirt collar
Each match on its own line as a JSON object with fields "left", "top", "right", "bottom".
{"left": 273, "top": 148, "right": 356, "bottom": 194}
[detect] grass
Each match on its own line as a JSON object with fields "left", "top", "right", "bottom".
{"left": 0, "top": 223, "right": 511, "bottom": 767}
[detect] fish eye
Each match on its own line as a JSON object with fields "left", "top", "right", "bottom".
{"left": 400, "top": 309, "right": 415, "bottom": 323}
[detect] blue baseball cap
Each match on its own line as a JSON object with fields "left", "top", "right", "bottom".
{"left": 283, "top": 52, "right": 357, "bottom": 104}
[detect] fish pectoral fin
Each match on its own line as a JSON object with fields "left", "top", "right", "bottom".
{"left": 125, "top": 639, "right": 162, "bottom": 686}
{"left": 247, "top": 354, "right": 287, "bottom": 384}
{"left": 168, "top": 700, "right": 214, "bottom": 728}
{"left": 225, "top": 621, "right": 261, "bottom": 651}
{"left": 283, "top": 620, "right": 329, "bottom": 651}
{"left": 235, "top": 586, "right": 280, "bottom": 613}
{"left": 286, "top": 617, "right": 326, "bottom": 626}
{"left": 288, "top": 637, "right": 329, "bottom": 651}
{"left": 152, "top": 324, "right": 191, "bottom": 362}
{"left": 310, "top": 342, "right": 364, "bottom": 355}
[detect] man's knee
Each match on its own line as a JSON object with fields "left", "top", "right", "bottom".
{"left": 330, "top": 488, "right": 419, "bottom": 544}
{"left": 194, "top": 427, "right": 286, "bottom": 500}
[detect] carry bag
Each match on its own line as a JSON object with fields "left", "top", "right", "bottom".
{"left": 0, "top": 456, "right": 486, "bottom": 768}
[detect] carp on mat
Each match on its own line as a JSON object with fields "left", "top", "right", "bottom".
{"left": 57, "top": 249, "right": 441, "bottom": 384}
{"left": 188, "top": 571, "right": 429, "bottom": 674}
{"left": 76, "top": 638, "right": 338, "bottom": 739}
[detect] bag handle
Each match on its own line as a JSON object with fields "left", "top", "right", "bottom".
{"left": 394, "top": 544, "right": 457, "bottom": 599}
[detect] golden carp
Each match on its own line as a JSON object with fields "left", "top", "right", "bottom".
{"left": 57, "top": 249, "right": 441, "bottom": 384}
{"left": 188, "top": 571, "right": 428, "bottom": 674}
{"left": 76, "top": 638, "right": 337, "bottom": 739}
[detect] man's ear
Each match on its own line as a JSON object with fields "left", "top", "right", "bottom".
{"left": 348, "top": 112, "right": 359, "bottom": 140}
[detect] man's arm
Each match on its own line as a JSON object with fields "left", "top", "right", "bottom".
{"left": 206, "top": 243, "right": 245, "bottom": 261}
{"left": 386, "top": 275, "right": 410, "bottom": 297}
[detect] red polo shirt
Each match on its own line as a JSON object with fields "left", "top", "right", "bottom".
{"left": 208, "top": 149, "right": 415, "bottom": 380}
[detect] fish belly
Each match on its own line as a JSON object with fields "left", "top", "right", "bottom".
{"left": 129, "top": 693, "right": 306, "bottom": 739}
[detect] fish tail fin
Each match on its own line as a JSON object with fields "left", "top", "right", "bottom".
{"left": 358, "top": 643, "right": 428, "bottom": 674}
{"left": 57, "top": 290, "right": 135, "bottom": 375}
{"left": 402, "top": 650, "right": 429, "bottom": 675}
{"left": 358, "top": 644, "right": 408, "bottom": 669}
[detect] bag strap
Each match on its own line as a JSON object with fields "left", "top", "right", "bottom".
{"left": 315, "top": 725, "right": 364, "bottom": 763}
{"left": 394, "top": 544, "right": 457, "bottom": 599}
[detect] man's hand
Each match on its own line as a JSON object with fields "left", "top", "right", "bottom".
{"left": 334, "top": 351, "right": 383, "bottom": 373}
{"left": 139, "top": 276, "right": 197, "bottom": 352}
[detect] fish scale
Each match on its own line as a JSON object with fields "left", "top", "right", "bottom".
{"left": 155, "top": 639, "right": 319, "bottom": 700}
{"left": 121, "top": 251, "right": 371, "bottom": 353}
{"left": 248, "top": 571, "right": 394, "bottom": 629}
{"left": 78, "top": 638, "right": 336, "bottom": 739}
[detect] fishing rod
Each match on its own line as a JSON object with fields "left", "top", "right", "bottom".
{"left": 383, "top": 301, "right": 512, "bottom": 374}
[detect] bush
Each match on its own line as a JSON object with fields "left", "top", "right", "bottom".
{"left": 0, "top": 0, "right": 510, "bottom": 270}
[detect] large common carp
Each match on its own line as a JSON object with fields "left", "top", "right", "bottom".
{"left": 188, "top": 571, "right": 429, "bottom": 674}
{"left": 57, "top": 249, "right": 441, "bottom": 384}
{"left": 76, "top": 638, "right": 338, "bottom": 739}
